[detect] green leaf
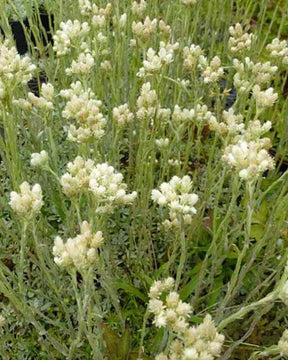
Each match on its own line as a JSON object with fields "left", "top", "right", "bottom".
{"left": 102, "top": 324, "right": 121, "bottom": 360}
{"left": 128, "top": 351, "right": 152, "bottom": 360}
{"left": 251, "top": 224, "right": 265, "bottom": 241}
{"left": 119, "top": 327, "right": 131, "bottom": 360}
{"left": 180, "top": 264, "right": 202, "bottom": 300}
{"left": 113, "top": 280, "right": 148, "bottom": 303}
{"left": 252, "top": 200, "right": 268, "bottom": 224}
{"left": 180, "top": 277, "right": 198, "bottom": 300}
{"left": 189, "top": 315, "right": 204, "bottom": 324}
{"left": 207, "top": 276, "right": 223, "bottom": 308}
{"left": 151, "top": 327, "right": 165, "bottom": 352}
{"left": 153, "top": 262, "right": 170, "bottom": 278}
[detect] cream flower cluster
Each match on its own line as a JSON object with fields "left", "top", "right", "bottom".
{"left": 11, "top": 84, "right": 53, "bottom": 113}
{"left": 169, "top": 159, "right": 182, "bottom": 167}
{"left": 28, "top": 93, "right": 53, "bottom": 110}
{"left": 151, "top": 175, "right": 199, "bottom": 227}
{"left": 61, "top": 156, "right": 95, "bottom": 197}
{"left": 27, "top": 83, "right": 55, "bottom": 111}
{"left": 78, "top": 0, "right": 92, "bottom": 15}
{"left": 228, "top": 23, "right": 255, "bottom": 53}
{"left": 53, "top": 221, "right": 103, "bottom": 270}
{"left": 199, "top": 56, "right": 224, "bottom": 84}
{"left": 89, "top": 163, "right": 137, "bottom": 213}
{"left": 182, "top": 44, "right": 204, "bottom": 71}
{"left": 100, "top": 60, "right": 112, "bottom": 72}
{"left": 241, "top": 120, "right": 272, "bottom": 141}
{"left": 208, "top": 108, "right": 244, "bottom": 136}
{"left": 78, "top": 0, "right": 112, "bottom": 19}
{"left": 132, "top": 16, "right": 157, "bottom": 42}
{"left": 159, "top": 20, "right": 171, "bottom": 38}
{"left": 53, "top": 20, "right": 90, "bottom": 56}
{"left": 91, "top": 3, "right": 113, "bottom": 28}
{"left": 194, "top": 104, "right": 217, "bottom": 123}
{"left": 113, "top": 13, "right": 128, "bottom": 29}
{"left": 233, "top": 58, "right": 278, "bottom": 93}
{"left": 60, "top": 82, "right": 106, "bottom": 143}
{"left": 65, "top": 50, "right": 95, "bottom": 76}
{"left": 96, "top": 32, "right": 108, "bottom": 46}
{"left": 157, "top": 107, "right": 172, "bottom": 123}
{"left": 155, "top": 138, "right": 169, "bottom": 149}
{"left": 172, "top": 105, "right": 195, "bottom": 123}
{"left": 132, "top": 0, "right": 147, "bottom": 17}
{"left": 0, "top": 40, "right": 36, "bottom": 99}
{"left": 0, "top": 315, "right": 4, "bottom": 327}
{"left": 209, "top": 108, "right": 272, "bottom": 143}
{"left": 61, "top": 156, "right": 137, "bottom": 211}
{"left": 9, "top": 182, "right": 43, "bottom": 218}
{"left": 222, "top": 140, "right": 274, "bottom": 181}
{"left": 252, "top": 85, "right": 278, "bottom": 109}
{"left": 148, "top": 278, "right": 192, "bottom": 331}
{"left": 172, "top": 104, "right": 215, "bottom": 125}
{"left": 266, "top": 38, "right": 288, "bottom": 65}
{"left": 12, "top": 97, "right": 32, "bottom": 111}
{"left": 113, "top": 104, "right": 134, "bottom": 125}
{"left": 41, "top": 83, "right": 55, "bottom": 101}
{"left": 278, "top": 330, "right": 288, "bottom": 356}
{"left": 148, "top": 278, "right": 225, "bottom": 360}
{"left": 182, "top": 0, "right": 197, "bottom": 4}
{"left": 137, "top": 42, "right": 179, "bottom": 77}
{"left": 136, "top": 82, "right": 158, "bottom": 120}
{"left": 279, "top": 280, "right": 288, "bottom": 306}
{"left": 30, "top": 150, "right": 49, "bottom": 168}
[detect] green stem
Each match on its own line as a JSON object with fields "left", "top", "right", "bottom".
{"left": 175, "top": 218, "right": 186, "bottom": 289}
{"left": 68, "top": 270, "right": 86, "bottom": 359}
{"left": 221, "top": 181, "right": 255, "bottom": 308}
{"left": 98, "top": 255, "right": 125, "bottom": 329}
{"left": 82, "top": 269, "right": 104, "bottom": 360}
{"left": 218, "top": 291, "right": 276, "bottom": 330}
{"left": 31, "top": 221, "right": 74, "bottom": 329}
{"left": 137, "top": 308, "right": 150, "bottom": 360}
{"left": 19, "top": 221, "right": 28, "bottom": 295}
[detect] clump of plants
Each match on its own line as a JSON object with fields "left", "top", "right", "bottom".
{"left": 0, "top": 0, "right": 288, "bottom": 359}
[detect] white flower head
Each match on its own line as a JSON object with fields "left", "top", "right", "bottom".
{"left": 9, "top": 182, "right": 43, "bottom": 218}
{"left": 252, "top": 85, "right": 278, "bottom": 108}
{"left": 138, "top": 42, "right": 179, "bottom": 77}
{"left": 60, "top": 81, "right": 106, "bottom": 143}
{"left": 233, "top": 58, "right": 277, "bottom": 93}
{"left": 200, "top": 56, "right": 224, "bottom": 83}
{"left": 182, "top": 0, "right": 197, "bottom": 4}
{"left": 113, "top": 104, "right": 134, "bottom": 125}
{"left": 222, "top": 139, "right": 274, "bottom": 181}
{"left": 53, "top": 221, "right": 103, "bottom": 270}
{"left": 89, "top": 163, "right": 137, "bottom": 212}
{"left": 279, "top": 280, "right": 288, "bottom": 306}
{"left": 132, "top": 16, "right": 157, "bottom": 42}
{"left": 30, "top": 150, "right": 49, "bottom": 168}
{"left": 61, "top": 156, "right": 95, "bottom": 197}
{"left": 136, "top": 82, "right": 158, "bottom": 120}
{"left": 0, "top": 40, "right": 36, "bottom": 97}
{"left": 183, "top": 44, "right": 204, "bottom": 70}
{"left": 152, "top": 175, "right": 199, "bottom": 227}
{"left": 53, "top": 20, "right": 90, "bottom": 56}
{"left": 132, "top": 0, "right": 147, "bottom": 17}
{"left": 267, "top": 38, "right": 288, "bottom": 65}
{"left": 278, "top": 330, "right": 288, "bottom": 356}
{"left": 228, "top": 23, "right": 256, "bottom": 53}
{"left": 41, "top": 83, "right": 54, "bottom": 101}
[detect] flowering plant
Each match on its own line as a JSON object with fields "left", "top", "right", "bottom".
{"left": 0, "top": 0, "right": 288, "bottom": 359}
